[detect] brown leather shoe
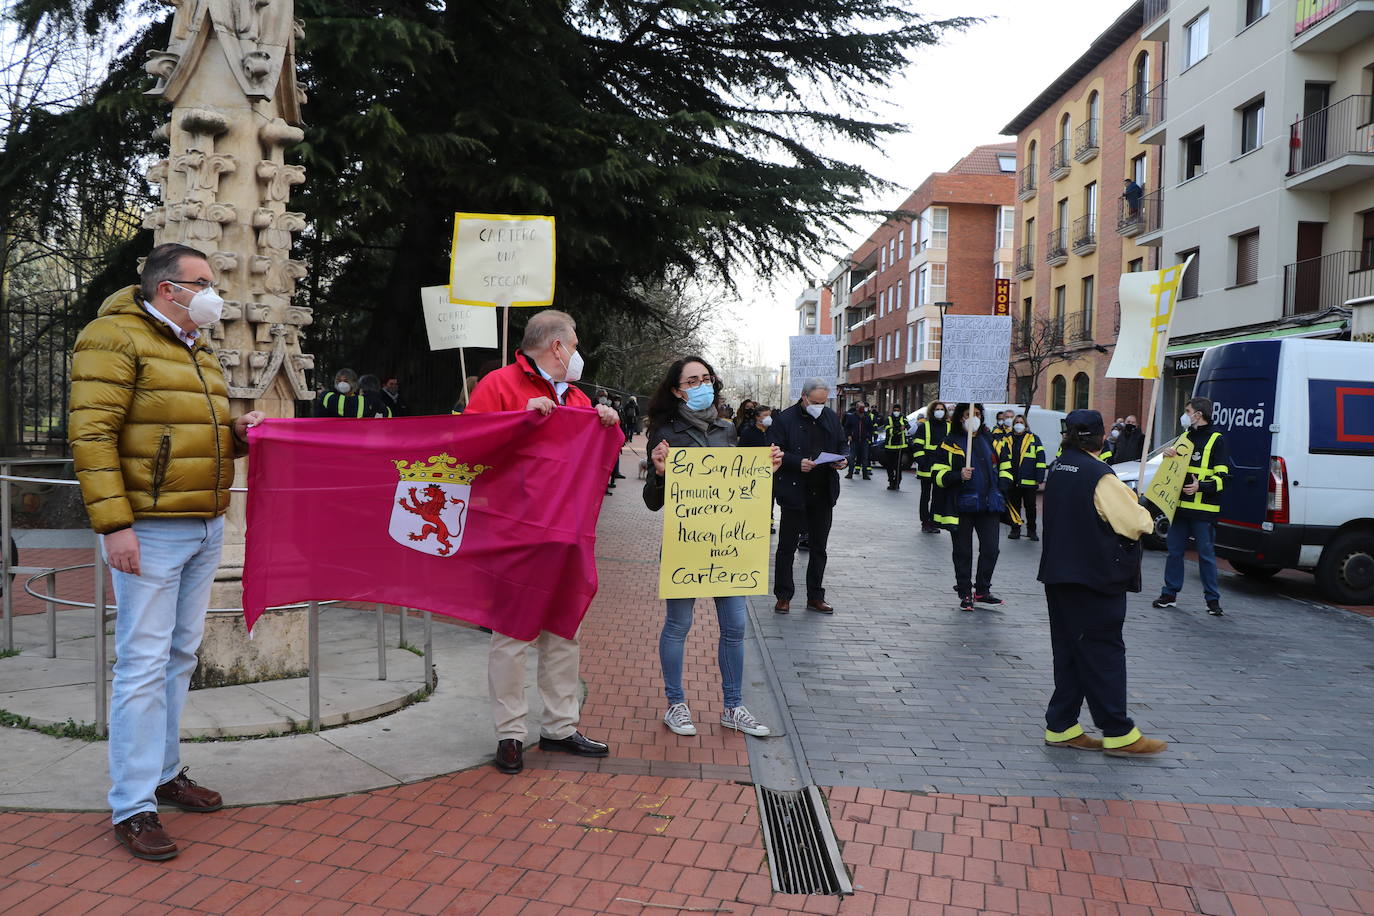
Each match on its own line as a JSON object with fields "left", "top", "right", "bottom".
{"left": 494, "top": 738, "right": 524, "bottom": 774}
{"left": 113, "top": 812, "right": 178, "bottom": 861}
{"left": 1045, "top": 733, "right": 1104, "bottom": 751}
{"left": 155, "top": 767, "right": 222, "bottom": 812}
{"left": 1104, "top": 735, "right": 1168, "bottom": 757}
{"left": 774, "top": 599, "right": 790, "bottom": 614}
{"left": 806, "top": 599, "right": 834, "bottom": 615}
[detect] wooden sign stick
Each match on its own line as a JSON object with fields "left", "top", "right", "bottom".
{"left": 500, "top": 304, "right": 510, "bottom": 367}
{"left": 459, "top": 346, "right": 469, "bottom": 406}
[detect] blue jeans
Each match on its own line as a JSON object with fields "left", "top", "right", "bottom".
{"left": 1164, "top": 513, "right": 1219, "bottom": 602}
{"left": 106, "top": 517, "right": 225, "bottom": 823}
{"left": 660, "top": 596, "right": 747, "bottom": 709}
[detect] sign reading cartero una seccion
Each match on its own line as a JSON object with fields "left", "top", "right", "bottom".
{"left": 449, "top": 213, "right": 555, "bottom": 307}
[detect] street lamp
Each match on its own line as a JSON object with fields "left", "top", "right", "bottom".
{"left": 934, "top": 301, "right": 954, "bottom": 402}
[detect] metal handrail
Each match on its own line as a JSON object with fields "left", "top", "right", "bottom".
{"left": 1, "top": 466, "right": 432, "bottom": 735}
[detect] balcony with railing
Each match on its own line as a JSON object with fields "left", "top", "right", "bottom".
{"left": 1015, "top": 243, "right": 1035, "bottom": 279}
{"left": 1143, "top": 0, "right": 1170, "bottom": 40}
{"left": 1071, "top": 214, "right": 1097, "bottom": 256}
{"left": 1286, "top": 95, "right": 1374, "bottom": 191}
{"left": 1064, "top": 310, "right": 1095, "bottom": 344}
{"left": 1294, "top": 0, "right": 1374, "bottom": 54}
{"left": 1140, "top": 82, "right": 1168, "bottom": 142}
{"left": 1048, "top": 140, "right": 1071, "bottom": 180}
{"left": 1282, "top": 250, "right": 1374, "bottom": 316}
{"left": 1017, "top": 163, "right": 1037, "bottom": 201}
{"left": 1131, "top": 190, "right": 1164, "bottom": 245}
{"left": 1073, "top": 120, "right": 1100, "bottom": 163}
{"left": 1045, "top": 227, "right": 1068, "bottom": 267}
{"left": 1120, "top": 82, "right": 1148, "bottom": 133}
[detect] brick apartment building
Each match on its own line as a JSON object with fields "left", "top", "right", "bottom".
{"left": 1003, "top": 1, "right": 1158, "bottom": 421}
{"left": 830, "top": 144, "right": 1017, "bottom": 412}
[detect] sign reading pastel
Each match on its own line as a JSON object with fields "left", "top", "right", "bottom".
{"left": 420, "top": 286, "right": 499, "bottom": 351}
{"left": 658, "top": 448, "right": 774, "bottom": 599}
{"left": 448, "top": 213, "right": 555, "bottom": 307}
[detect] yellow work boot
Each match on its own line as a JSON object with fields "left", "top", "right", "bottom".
{"left": 1104, "top": 735, "right": 1168, "bottom": 757}
{"left": 1046, "top": 733, "right": 1104, "bottom": 751}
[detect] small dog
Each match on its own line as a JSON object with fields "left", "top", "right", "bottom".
{"left": 638, "top": 457, "right": 650, "bottom": 479}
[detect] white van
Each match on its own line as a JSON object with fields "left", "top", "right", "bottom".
{"left": 1192, "top": 338, "right": 1374, "bottom": 604}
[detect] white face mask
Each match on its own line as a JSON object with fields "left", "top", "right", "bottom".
{"left": 554, "top": 343, "right": 584, "bottom": 383}
{"left": 1000, "top": 417, "right": 1011, "bottom": 428}
{"left": 805, "top": 404, "right": 824, "bottom": 419}
{"left": 169, "top": 282, "right": 225, "bottom": 326}
{"left": 1180, "top": 412, "right": 1193, "bottom": 429}
{"left": 1110, "top": 429, "right": 1121, "bottom": 439}
{"left": 964, "top": 415, "right": 981, "bottom": 434}
{"left": 1013, "top": 423, "right": 1026, "bottom": 434}
{"left": 761, "top": 416, "right": 773, "bottom": 428}
{"left": 335, "top": 381, "right": 351, "bottom": 394}
{"left": 933, "top": 409, "right": 946, "bottom": 419}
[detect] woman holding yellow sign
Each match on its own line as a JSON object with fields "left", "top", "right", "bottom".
{"left": 644, "top": 357, "right": 783, "bottom": 739}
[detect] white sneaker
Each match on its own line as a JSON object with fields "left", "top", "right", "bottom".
{"left": 721, "top": 706, "right": 771, "bottom": 737}
{"left": 663, "top": 703, "right": 697, "bottom": 736}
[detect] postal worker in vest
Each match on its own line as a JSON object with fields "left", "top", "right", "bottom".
{"left": 1152, "top": 396, "right": 1230, "bottom": 616}
{"left": 1039, "top": 410, "right": 1167, "bottom": 757}
{"left": 881, "top": 404, "right": 910, "bottom": 490}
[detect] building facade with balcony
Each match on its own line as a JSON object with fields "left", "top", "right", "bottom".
{"left": 830, "top": 144, "right": 1017, "bottom": 413}
{"left": 794, "top": 281, "right": 822, "bottom": 335}
{"left": 1135, "top": 0, "right": 1369, "bottom": 421}
{"left": 1004, "top": 1, "right": 1159, "bottom": 422}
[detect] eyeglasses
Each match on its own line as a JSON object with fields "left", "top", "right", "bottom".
{"left": 169, "top": 278, "right": 212, "bottom": 289}
{"left": 679, "top": 374, "right": 713, "bottom": 387}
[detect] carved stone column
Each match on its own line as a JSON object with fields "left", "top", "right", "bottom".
{"left": 145, "top": 0, "right": 315, "bottom": 684}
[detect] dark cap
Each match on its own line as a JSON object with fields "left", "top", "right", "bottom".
{"left": 1064, "top": 409, "right": 1104, "bottom": 436}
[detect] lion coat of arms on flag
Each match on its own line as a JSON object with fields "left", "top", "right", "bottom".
{"left": 388, "top": 453, "right": 490, "bottom": 557}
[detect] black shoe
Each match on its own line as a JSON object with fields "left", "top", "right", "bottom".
{"left": 862, "top": 474, "right": 872, "bottom": 480}
{"left": 845, "top": 472, "right": 854, "bottom": 479}
{"left": 494, "top": 739, "right": 523, "bottom": 774}
{"left": 975, "top": 593, "right": 1003, "bottom": 605}
{"left": 1028, "top": 530, "right": 1040, "bottom": 541}
{"left": 1008, "top": 528, "right": 1021, "bottom": 540}
{"left": 538, "top": 731, "right": 609, "bottom": 757}
{"left": 959, "top": 596, "right": 975, "bottom": 612}
{"left": 1151, "top": 594, "right": 1177, "bottom": 609}
{"left": 1207, "top": 600, "right": 1224, "bottom": 616}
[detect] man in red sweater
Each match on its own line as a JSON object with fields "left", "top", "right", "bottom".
{"left": 464, "top": 309, "right": 620, "bottom": 774}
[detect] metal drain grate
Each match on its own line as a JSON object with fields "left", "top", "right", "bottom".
{"left": 756, "top": 785, "right": 852, "bottom": 895}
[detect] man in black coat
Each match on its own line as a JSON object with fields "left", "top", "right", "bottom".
{"left": 770, "top": 378, "right": 847, "bottom": 615}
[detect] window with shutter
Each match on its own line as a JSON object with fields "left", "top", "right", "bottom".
{"left": 1235, "top": 231, "right": 1259, "bottom": 286}
{"left": 1179, "top": 249, "right": 1201, "bottom": 299}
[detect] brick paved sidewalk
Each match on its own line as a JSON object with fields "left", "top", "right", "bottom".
{"left": 2, "top": 440, "right": 1373, "bottom": 914}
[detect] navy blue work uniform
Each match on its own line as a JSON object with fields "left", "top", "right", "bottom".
{"left": 1037, "top": 447, "right": 1145, "bottom": 747}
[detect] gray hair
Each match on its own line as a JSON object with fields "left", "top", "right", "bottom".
{"left": 521, "top": 309, "right": 576, "bottom": 352}
{"left": 333, "top": 367, "right": 359, "bottom": 387}
{"left": 800, "top": 377, "right": 830, "bottom": 397}
{"left": 139, "top": 242, "right": 207, "bottom": 301}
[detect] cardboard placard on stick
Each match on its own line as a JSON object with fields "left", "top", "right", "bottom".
{"left": 788, "top": 335, "right": 837, "bottom": 400}
{"left": 938, "top": 315, "right": 1012, "bottom": 403}
{"left": 420, "top": 286, "right": 498, "bottom": 351}
{"left": 448, "top": 212, "right": 556, "bottom": 365}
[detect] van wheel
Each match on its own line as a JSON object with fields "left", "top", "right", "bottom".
{"left": 1230, "top": 560, "right": 1280, "bottom": 579}
{"left": 1315, "top": 531, "right": 1374, "bottom": 605}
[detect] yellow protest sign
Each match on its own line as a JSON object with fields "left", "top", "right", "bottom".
{"left": 448, "top": 212, "right": 555, "bottom": 307}
{"left": 1144, "top": 436, "right": 1194, "bottom": 522}
{"left": 658, "top": 448, "right": 773, "bottom": 599}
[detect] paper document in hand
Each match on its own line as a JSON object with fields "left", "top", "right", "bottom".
{"left": 814, "top": 452, "right": 848, "bottom": 464}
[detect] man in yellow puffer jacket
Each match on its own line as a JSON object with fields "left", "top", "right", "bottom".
{"left": 69, "top": 243, "right": 264, "bottom": 862}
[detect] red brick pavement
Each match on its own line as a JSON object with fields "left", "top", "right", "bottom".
{"left": 2, "top": 439, "right": 1373, "bottom": 914}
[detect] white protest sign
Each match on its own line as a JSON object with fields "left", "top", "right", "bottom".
{"left": 1107, "top": 255, "right": 1193, "bottom": 379}
{"left": 420, "top": 286, "right": 498, "bottom": 351}
{"left": 448, "top": 213, "right": 555, "bottom": 307}
{"left": 788, "top": 335, "right": 837, "bottom": 399}
{"left": 939, "top": 315, "right": 1012, "bottom": 403}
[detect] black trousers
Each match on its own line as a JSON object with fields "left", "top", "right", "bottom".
{"left": 1010, "top": 486, "right": 1038, "bottom": 532}
{"left": 951, "top": 511, "right": 1001, "bottom": 597}
{"left": 775, "top": 496, "right": 833, "bottom": 601}
{"left": 918, "top": 475, "right": 934, "bottom": 525}
{"left": 1044, "top": 583, "right": 1134, "bottom": 739}
{"left": 883, "top": 449, "right": 903, "bottom": 487}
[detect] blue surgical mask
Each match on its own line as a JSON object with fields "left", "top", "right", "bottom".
{"left": 683, "top": 383, "right": 714, "bottom": 411}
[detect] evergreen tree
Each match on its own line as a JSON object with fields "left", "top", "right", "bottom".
{"left": 5, "top": 0, "right": 974, "bottom": 410}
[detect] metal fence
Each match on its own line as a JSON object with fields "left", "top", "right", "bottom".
{"left": 1288, "top": 95, "right": 1374, "bottom": 177}
{"left": 1283, "top": 250, "right": 1374, "bottom": 316}
{"left": 2, "top": 297, "right": 81, "bottom": 456}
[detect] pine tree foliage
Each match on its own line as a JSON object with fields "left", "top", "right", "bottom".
{"left": 5, "top": 0, "right": 975, "bottom": 406}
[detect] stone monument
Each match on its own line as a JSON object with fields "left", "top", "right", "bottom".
{"left": 144, "top": 0, "right": 314, "bottom": 684}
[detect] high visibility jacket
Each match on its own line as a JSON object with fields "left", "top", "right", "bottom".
{"left": 1055, "top": 442, "right": 1113, "bottom": 466}
{"left": 314, "top": 390, "right": 392, "bottom": 418}
{"left": 930, "top": 431, "right": 1013, "bottom": 525}
{"left": 882, "top": 415, "right": 910, "bottom": 450}
{"left": 1007, "top": 432, "right": 1048, "bottom": 487}
{"left": 1176, "top": 427, "right": 1229, "bottom": 517}
{"left": 913, "top": 418, "right": 952, "bottom": 478}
